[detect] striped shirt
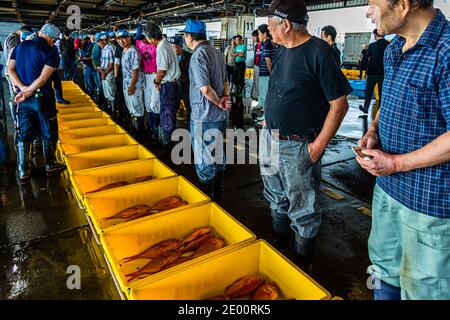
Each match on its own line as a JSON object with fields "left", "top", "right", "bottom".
{"left": 156, "top": 38, "right": 180, "bottom": 82}
{"left": 100, "top": 43, "right": 114, "bottom": 70}
{"left": 3, "top": 32, "right": 20, "bottom": 75}
{"left": 259, "top": 39, "right": 275, "bottom": 77}
{"left": 377, "top": 10, "right": 450, "bottom": 218}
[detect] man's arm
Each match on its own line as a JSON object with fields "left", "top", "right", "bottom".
{"left": 266, "top": 57, "right": 272, "bottom": 73}
{"left": 308, "top": 95, "right": 349, "bottom": 163}
{"left": 25, "top": 65, "right": 55, "bottom": 93}
{"left": 200, "top": 85, "right": 228, "bottom": 110}
{"left": 7, "top": 59, "right": 26, "bottom": 90}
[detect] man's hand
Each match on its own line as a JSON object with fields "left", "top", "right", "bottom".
{"left": 355, "top": 149, "right": 399, "bottom": 176}
{"left": 14, "top": 91, "right": 33, "bottom": 103}
{"left": 358, "top": 128, "right": 379, "bottom": 149}
{"left": 307, "top": 141, "right": 326, "bottom": 164}
{"left": 128, "top": 84, "right": 135, "bottom": 96}
{"left": 216, "top": 96, "right": 232, "bottom": 111}
{"left": 100, "top": 70, "right": 106, "bottom": 80}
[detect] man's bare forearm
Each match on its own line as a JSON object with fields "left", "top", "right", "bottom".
{"left": 200, "top": 86, "right": 221, "bottom": 107}
{"left": 130, "top": 69, "right": 139, "bottom": 87}
{"left": 314, "top": 96, "right": 349, "bottom": 150}
{"left": 155, "top": 70, "right": 167, "bottom": 84}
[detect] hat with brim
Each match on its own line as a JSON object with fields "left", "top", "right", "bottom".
{"left": 39, "top": 23, "right": 61, "bottom": 39}
{"left": 181, "top": 19, "right": 206, "bottom": 34}
{"left": 116, "top": 30, "right": 130, "bottom": 38}
{"left": 256, "top": 0, "right": 309, "bottom": 26}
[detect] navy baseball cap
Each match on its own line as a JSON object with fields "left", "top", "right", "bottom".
{"left": 169, "top": 35, "right": 183, "bottom": 46}
{"left": 257, "top": 0, "right": 309, "bottom": 26}
{"left": 116, "top": 29, "right": 129, "bottom": 38}
{"left": 181, "top": 19, "right": 206, "bottom": 34}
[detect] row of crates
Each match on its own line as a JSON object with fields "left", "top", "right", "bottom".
{"left": 57, "top": 81, "right": 335, "bottom": 300}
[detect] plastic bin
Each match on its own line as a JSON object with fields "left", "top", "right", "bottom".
{"left": 57, "top": 100, "right": 95, "bottom": 108}
{"left": 59, "top": 133, "right": 138, "bottom": 156}
{"left": 58, "top": 111, "right": 110, "bottom": 122}
{"left": 59, "top": 117, "right": 116, "bottom": 131}
{"left": 129, "top": 240, "right": 331, "bottom": 300}
{"left": 70, "top": 158, "right": 176, "bottom": 200}
{"left": 57, "top": 106, "right": 99, "bottom": 115}
{"left": 65, "top": 144, "right": 155, "bottom": 174}
{"left": 84, "top": 176, "right": 210, "bottom": 234}
{"left": 59, "top": 125, "right": 126, "bottom": 141}
{"left": 100, "top": 202, "right": 255, "bottom": 294}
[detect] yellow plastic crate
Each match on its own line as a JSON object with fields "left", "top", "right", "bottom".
{"left": 59, "top": 125, "right": 125, "bottom": 141}
{"left": 101, "top": 202, "right": 255, "bottom": 294}
{"left": 58, "top": 111, "right": 110, "bottom": 122}
{"left": 129, "top": 240, "right": 331, "bottom": 300}
{"left": 59, "top": 133, "right": 138, "bottom": 156}
{"left": 57, "top": 106, "right": 99, "bottom": 115}
{"left": 84, "top": 176, "right": 210, "bottom": 235}
{"left": 57, "top": 101, "right": 96, "bottom": 108}
{"left": 59, "top": 117, "right": 116, "bottom": 131}
{"left": 70, "top": 158, "right": 176, "bottom": 200}
{"left": 65, "top": 144, "right": 155, "bottom": 174}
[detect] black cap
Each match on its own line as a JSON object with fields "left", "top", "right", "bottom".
{"left": 256, "top": 0, "right": 309, "bottom": 26}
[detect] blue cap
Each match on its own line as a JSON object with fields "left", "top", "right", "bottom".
{"left": 181, "top": 19, "right": 206, "bottom": 34}
{"left": 95, "top": 32, "right": 108, "bottom": 42}
{"left": 39, "top": 23, "right": 61, "bottom": 39}
{"left": 109, "top": 31, "right": 116, "bottom": 38}
{"left": 169, "top": 35, "right": 183, "bottom": 46}
{"left": 83, "top": 34, "right": 90, "bottom": 39}
{"left": 21, "top": 31, "right": 33, "bottom": 41}
{"left": 115, "top": 29, "right": 129, "bottom": 38}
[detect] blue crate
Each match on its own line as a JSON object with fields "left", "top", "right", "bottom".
{"left": 349, "top": 79, "right": 366, "bottom": 91}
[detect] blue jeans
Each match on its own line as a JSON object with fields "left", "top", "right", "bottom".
{"left": 368, "top": 184, "right": 450, "bottom": 300}
{"left": 17, "top": 95, "right": 58, "bottom": 143}
{"left": 190, "top": 119, "right": 227, "bottom": 183}
{"left": 62, "top": 57, "right": 75, "bottom": 80}
{"left": 259, "top": 129, "right": 322, "bottom": 239}
{"left": 83, "top": 65, "right": 96, "bottom": 96}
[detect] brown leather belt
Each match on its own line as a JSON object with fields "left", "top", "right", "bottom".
{"left": 271, "top": 132, "right": 315, "bottom": 142}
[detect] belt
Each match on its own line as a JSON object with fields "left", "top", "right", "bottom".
{"left": 271, "top": 132, "right": 316, "bottom": 142}
{"left": 144, "top": 72, "right": 157, "bottom": 74}
{"left": 161, "top": 80, "right": 178, "bottom": 84}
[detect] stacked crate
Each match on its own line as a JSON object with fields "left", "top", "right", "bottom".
{"left": 57, "top": 81, "right": 336, "bottom": 300}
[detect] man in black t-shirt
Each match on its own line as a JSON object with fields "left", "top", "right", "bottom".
{"left": 359, "top": 29, "right": 389, "bottom": 113}
{"left": 258, "top": 0, "right": 351, "bottom": 272}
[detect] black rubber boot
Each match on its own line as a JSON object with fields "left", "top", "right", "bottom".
{"left": 213, "top": 171, "right": 225, "bottom": 200}
{"left": 43, "top": 140, "right": 67, "bottom": 175}
{"left": 197, "top": 179, "right": 214, "bottom": 199}
{"left": 271, "top": 212, "right": 291, "bottom": 250}
{"left": 17, "top": 141, "right": 31, "bottom": 183}
{"left": 292, "top": 233, "right": 316, "bottom": 274}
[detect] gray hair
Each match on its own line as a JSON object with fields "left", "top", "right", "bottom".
{"left": 273, "top": 16, "right": 308, "bottom": 33}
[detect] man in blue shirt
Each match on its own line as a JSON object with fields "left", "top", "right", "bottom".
{"left": 7, "top": 23, "right": 67, "bottom": 182}
{"left": 182, "top": 19, "right": 231, "bottom": 199}
{"left": 358, "top": 0, "right": 450, "bottom": 300}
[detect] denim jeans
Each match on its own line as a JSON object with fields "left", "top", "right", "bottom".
{"left": 259, "top": 129, "right": 322, "bottom": 239}
{"left": 17, "top": 95, "right": 58, "bottom": 143}
{"left": 83, "top": 65, "right": 96, "bottom": 96}
{"left": 258, "top": 76, "right": 270, "bottom": 109}
{"left": 368, "top": 184, "right": 450, "bottom": 300}
{"left": 190, "top": 119, "right": 227, "bottom": 183}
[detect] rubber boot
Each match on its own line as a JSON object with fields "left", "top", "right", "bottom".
{"left": 55, "top": 87, "right": 71, "bottom": 104}
{"left": 197, "top": 179, "right": 214, "bottom": 199}
{"left": 213, "top": 171, "right": 225, "bottom": 200}
{"left": 17, "top": 141, "right": 31, "bottom": 183}
{"left": 43, "top": 140, "right": 67, "bottom": 175}
{"left": 271, "top": 211, "right": 291, "bottom": 250}
{"left": 292, "top": 233, "right": 315, "bottom": 274}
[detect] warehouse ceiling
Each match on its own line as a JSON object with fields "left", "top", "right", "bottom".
{"left": 0, "top": 0, "right": 368, "bottom": 30}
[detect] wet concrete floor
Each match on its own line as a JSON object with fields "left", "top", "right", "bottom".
{"left": 0, "top": 79, "right": 378, "bottom": 300}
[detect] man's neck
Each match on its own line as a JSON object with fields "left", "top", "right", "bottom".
{"left": 398, "top": 7, "right": 437, "bottom": 50}
{"left": 284, "top": 31, "right": 312, "bottom": 49}
{"left": 193, "top": 40, "right": 207, "bottom": 50}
